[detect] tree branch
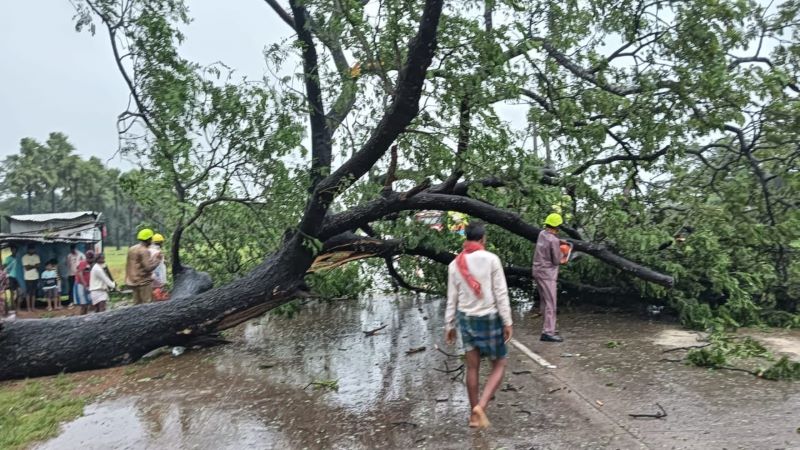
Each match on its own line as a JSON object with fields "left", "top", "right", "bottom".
{"left": 321, "top": 192, "right": 674, "bottom": 287}
{"left": 289, "top": 0, "right": 332, "bottom": 191}
{"left": 264, "top": 0, "right": 295, "bottom": 28}
{"left": 297, "top": 0, "right": 444, "bottom": 235}
{"left": 571, "top": 145, "right": 670, "bottom": 176}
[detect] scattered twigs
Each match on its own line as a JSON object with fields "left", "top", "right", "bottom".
{"left": 391, "top": 421, "right": 419, "bottom": 428}
{"left": 433, "top": 364, "right": 464, "bottom": 374}
{"left": 512, "top": 370, "right": 532, "bottom": 375}
{"left": 659, "top": 358, "right": 683, "bottom": 363}
{"left": 363, "top": 324, "right": 387, "bottom": 336}
{"left": 628, "top": 403, "right": 668, "bottom": 419}
{"left": 500, "top": 383, "right": 521, "bottom": 392}
{"left": 716, "top": 366, "right": 759, "bottom": 376}
{"left": 406, "top": 346, "right": 427, "bottom": 355}
{"left": 434, "top": 344, "right": 461, "bottom": 358}
{"left": 548, "top": 386, "right": 565, "bottom": 394}
{"left": 662, "top": 344, "right": 711, "bottom": 353}
{"left": 303, "top": 379, "right": 339, "bottom": 391}
{"left": 433, "top": 344, "right": 465, "bottom": 380}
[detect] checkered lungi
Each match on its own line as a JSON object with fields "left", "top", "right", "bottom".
{"left": 457, "top": 311, "right": 508, "bottom": 360}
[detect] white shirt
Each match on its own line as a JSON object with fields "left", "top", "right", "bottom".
{"left": 67, "top": 251, "right": 86, "bottom": 276}
{"left": 89, "top": 263, "right": 116, "bottom": 292}
{"left": 445, "top": 249, "right": 513, "bottom": 331}
{"left": 21, "top": 254, "right": 40, "bottom": 280}
{"left": 149, "top": 245, "right": 167, "bottom": 288}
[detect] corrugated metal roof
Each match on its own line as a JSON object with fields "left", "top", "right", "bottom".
{"left": 0, "top": 234, "right": 98, "bottom": 245}
{"left": 8, "top": 211, "right": 98, "bottom": 223}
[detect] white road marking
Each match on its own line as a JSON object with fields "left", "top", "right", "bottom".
{"left": 509, "top": 338, "right": 557, "bottom": 369}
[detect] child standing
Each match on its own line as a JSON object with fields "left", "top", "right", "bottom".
{"left": 89, "top": 254, "right": 115, "bottom": 313}
{"left": 40, "top": 260, "right": 61, "bottom": 311}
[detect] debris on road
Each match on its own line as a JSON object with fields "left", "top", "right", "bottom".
{"left": 171, "top": 346, "right": 186, "bottom": 357}
{"left": 629, "top": 403, "right": 668, "bottom": 419}
{"left": 304, "top": 379, "right": 339, "bottom": 391}
{"left": 363, "top": 324, "right": 387, "bottom": 336}
{"left": 405, "top": 346, "right": 426, "bottom": 355}
{"left": 512, "top": 370, "right": 532, "bottom": 375}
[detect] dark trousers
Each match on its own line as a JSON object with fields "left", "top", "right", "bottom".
{"left": 67, "top": 276, "right": 76, "bottom": 302}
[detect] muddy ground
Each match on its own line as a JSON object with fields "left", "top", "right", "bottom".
{"left": 27, "top": 295, "right": 800, "bottom": 449}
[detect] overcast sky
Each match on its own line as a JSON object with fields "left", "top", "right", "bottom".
{"left": 0, "top": 1, "right": 292, "bottom": 168}
{"left": 0, "top": 1, "right": 529, "bottom": 170}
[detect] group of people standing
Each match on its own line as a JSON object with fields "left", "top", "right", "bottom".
{"left": 70, "top": 249, "right": 115, "bottom": 314}
{"left": 444, "top": 213, "right": 569, "bottom": 429}
{"left": 0, "top": 227, "right": 168, "bottom": 317}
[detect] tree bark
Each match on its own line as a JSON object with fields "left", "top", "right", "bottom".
{"left": 0, "top": 235, "right": 312, "bottom": 380}
{"left": 321, "top": 191, "right": 674, "bottom": 287}
{"left": 0, "top": 0, "right": 445, "bottom": 381}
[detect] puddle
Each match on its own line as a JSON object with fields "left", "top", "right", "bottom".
{"left": 37, "top": 297, "right": 800, "bottom": 449}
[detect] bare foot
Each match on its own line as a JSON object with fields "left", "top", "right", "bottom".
{"left": 472, "top": 406, "right": 490, "bottom": 429}
{"left": 468, "top": 411, "right": 480, "bottom": 428}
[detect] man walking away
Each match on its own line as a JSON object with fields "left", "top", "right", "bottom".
{"left": 125, "top": 229, "right": 162, "bottom": 305}
{"left": 533, "top": 213, "right": 567, "bottom": 342}
{"left": 3, "top": 246, "right": 22, "bottom": 313}
{"left": 90, "top": 253, "right": 115, "bottom": 313}
{"left": 21, "top": 246, "right": 40, "bottom": 311}
{"left": 444, "top": 222, "right": 513, "bottom": 429}
{"left": 66, "top": 244, "right": 85, "bottom": 306}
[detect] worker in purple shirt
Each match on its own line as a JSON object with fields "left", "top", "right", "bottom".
{"left": 533, "top": 213, "right": 567, "bottom": 342}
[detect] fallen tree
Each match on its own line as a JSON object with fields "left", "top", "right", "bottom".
{"left": 6, "top": 0, "right": 795, "bottom": 381}
{"left": 0, "top": 0, "right": 445, "bottom": 380}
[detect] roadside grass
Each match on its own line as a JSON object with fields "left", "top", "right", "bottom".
{"left": 103, "top": 247, "right": 127, "bottom": 284}
{"left": 0, "top": 375, "right": 87, "bottom": 450}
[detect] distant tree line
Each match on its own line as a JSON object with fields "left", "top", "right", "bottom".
{"left": 0, "top": 132, "right": 145, "bottom": 248}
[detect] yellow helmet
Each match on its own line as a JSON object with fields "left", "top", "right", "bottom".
{"left": 544, "top": 213, "right": 563, "bottom": 228}
{"left": 152, "top": 233, "right": 165, "bottom": 244}
{"left": 137, "top": 228, "right": 154, "bottom": 241}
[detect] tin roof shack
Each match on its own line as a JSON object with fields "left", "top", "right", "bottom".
{"left": 0, "top": 212, "right": 104, "bottom": 297}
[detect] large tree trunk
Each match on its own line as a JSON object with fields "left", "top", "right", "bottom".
{"left": 0, "top": 235, "right": 313, "bottom": 380}
{"left": 0, "top": 0, "right": 445, "bottom": 381}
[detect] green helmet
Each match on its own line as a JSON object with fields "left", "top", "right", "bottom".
{"left": 544, "top": 213, "right": 563, "bottom": 228}
{"left": 137, "top": 228, "right": 155, "bottom": 241}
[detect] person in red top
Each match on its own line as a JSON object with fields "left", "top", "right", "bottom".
{"left": 73, "top": 250, "right": 95, "bottom": 315}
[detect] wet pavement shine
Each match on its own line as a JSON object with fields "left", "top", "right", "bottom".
{"left": 36, "top": 296, "right": 800, "bottom": 450}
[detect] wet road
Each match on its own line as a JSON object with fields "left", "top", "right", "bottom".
{"left": 38, "top": 296, "right": 800, "bottom": 449}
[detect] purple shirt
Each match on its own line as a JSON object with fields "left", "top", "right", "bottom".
{"left": 533, "top": 230, "right": 561, "bottom": 281}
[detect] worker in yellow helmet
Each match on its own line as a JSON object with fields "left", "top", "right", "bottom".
{"left": 125, "top": 228, "right": 163, "bottom": 305}
{"left": 149, "top": 234, "right": 169, "bottom": 301}
{"left": 532, "top": 213, "right": 568, "bottom": 342}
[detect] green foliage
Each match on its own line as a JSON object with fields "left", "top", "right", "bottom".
{"left": 271, "top": 300, "right": 302, "bottom": 319}
{"left": 686, "top": 347, "right": 728, "bottom": 367}
{"left": 686, "top": 330, "right": 775, "bottom": 375}
{"left": 307, "top": 262, "right": 371, "bottom": 299}
{"left": 759, "top": 357, "right": 800, "bottom": 381}
{"left": 68, "top": 0, "right": 800, "bottom": 328}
